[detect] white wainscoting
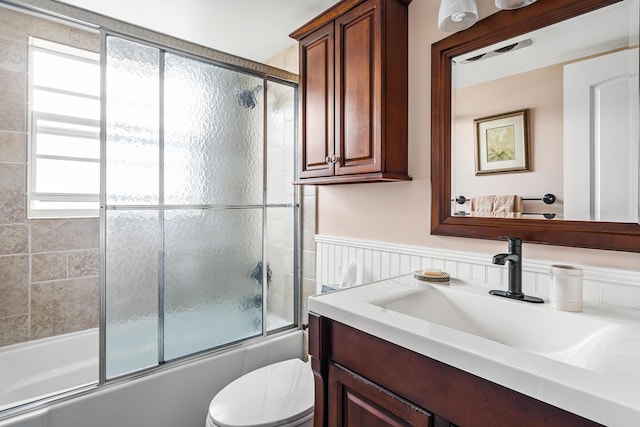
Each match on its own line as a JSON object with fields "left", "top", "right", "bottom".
{"left": 315, "top": 235, "right": 640, "bottom": 310}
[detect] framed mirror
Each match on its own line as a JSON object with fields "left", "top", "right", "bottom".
{"left": 431, "top": 0, "right": 640, "bottom": 252}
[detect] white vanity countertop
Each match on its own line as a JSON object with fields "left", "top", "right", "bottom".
{"left": 308, "top": 274, "right": 640, "bottom": 426}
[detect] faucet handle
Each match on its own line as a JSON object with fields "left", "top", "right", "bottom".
{"left": 498, "top": 236, "right": 522, "bottom": 248}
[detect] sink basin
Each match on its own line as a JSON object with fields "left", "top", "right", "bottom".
{"left": 371, "top": 283, "right": 620, "bottom": 360}
{"left": 549, "top": 325, "right": 640, "bottom": 376}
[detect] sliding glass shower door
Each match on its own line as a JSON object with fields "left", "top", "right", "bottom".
{"left": 103, "top": 35, "right": 297, "bottom": 379}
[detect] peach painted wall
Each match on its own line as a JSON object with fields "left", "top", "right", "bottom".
{"left": 316, "top": 0, "right": 640, "bottom": 270}
{"left": 452, "top": 64, "right": 564, "bottom": 216}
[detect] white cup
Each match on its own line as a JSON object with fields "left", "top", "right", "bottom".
{"left": 550, "top": 264, "right": 583, "bottom": 312}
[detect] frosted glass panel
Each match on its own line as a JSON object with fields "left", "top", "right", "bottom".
{"left": 164, "top": 53, "right": 264, "bottom": 205}
{"left": 105, "top": 210, "right": 160, "bottom": 378}
{"left": 266, "top": 81, "right": 296, "bottom": 205}
{"left": 163, "top": 208, "right": 263, "bottom": 360}
{"left": 266, "top": 207, "right": 295, "bottom": 331}
{"left": 105, "top": 37, "right": 160, "bottom": 205}
{"left": 102, "top": 36, "right": 298, "bottom": 378}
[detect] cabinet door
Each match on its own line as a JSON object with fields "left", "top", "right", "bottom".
{"left": 329, "top": 363, "right": 432, "bottom": 427}
{"left": 334, "top": 0, "right": 383, "bottom": 176}
{"left": 299, "top": 22, "right": 335, "bottom": 179}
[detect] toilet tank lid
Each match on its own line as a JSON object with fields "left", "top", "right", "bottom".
{"left": 208, "top": 358, "right": 314, "bottom": 427}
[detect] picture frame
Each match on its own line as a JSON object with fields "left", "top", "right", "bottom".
{"left": 474, "top": 109, "right": 530, "bottom": 175}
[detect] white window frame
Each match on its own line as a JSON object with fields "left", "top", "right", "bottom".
{"left": 27, "top": 37, "right": 101, "bottom": 219}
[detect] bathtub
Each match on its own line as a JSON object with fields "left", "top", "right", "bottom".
{"left": 0, "top": 326, "right": 303, "bottom": 427}
{"left": 0, "top": 329, "right": 98, "bottom": 412}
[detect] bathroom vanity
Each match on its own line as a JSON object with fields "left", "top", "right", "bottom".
{"left": 308, "top": 275, "right": 640, "bottom": 426}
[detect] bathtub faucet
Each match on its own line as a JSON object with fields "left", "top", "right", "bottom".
{"left": 489, "top": 236, "right": 544, "bottom": 304}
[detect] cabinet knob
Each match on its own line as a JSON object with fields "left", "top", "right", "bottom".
{"left": 326, "top": 155, "right": 340, "bottom": 164}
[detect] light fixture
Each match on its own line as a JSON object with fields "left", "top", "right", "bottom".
{"left": 455, "top": 38, "right": 533, "bottom": 64}
{"left": 438, "top": 0, "right": 478, "bottom": 32}
{"left": 495, "top": 0, "right": 538, "bottom": 10}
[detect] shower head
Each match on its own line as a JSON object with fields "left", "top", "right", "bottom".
{"left": 237, "top": 85, "right": 263, "bottom": 109}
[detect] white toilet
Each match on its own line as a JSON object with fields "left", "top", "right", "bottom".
{"left": 205, "top": 358, "right": 314, "bottom": 427}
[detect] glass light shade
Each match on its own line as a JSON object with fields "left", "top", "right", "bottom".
{"left": 495, "top": 0, "right": 538, "bottom": 10}
{"left": 438, "top": 0, "right": 478, "bottom": 32}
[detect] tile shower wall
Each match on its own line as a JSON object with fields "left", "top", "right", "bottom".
{"left": 0, "top": 7, "right": 100, "bottom": 346}
{"left": 266, "top": 46, "right": 317, "bottom": 324}
{"left": 315, "top": 235, "right": 640, "bottom": 310}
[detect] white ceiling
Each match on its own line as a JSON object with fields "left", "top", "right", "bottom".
{"left": 59, "top": 0, "right": 340, "bottom": 62}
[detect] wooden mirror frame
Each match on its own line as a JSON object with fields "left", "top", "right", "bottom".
{"left": 431, "top": 0, "right": 640, "bottom": 252}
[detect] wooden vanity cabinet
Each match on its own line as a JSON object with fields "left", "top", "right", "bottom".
{"left": 290, "top": 0, "right": 412, "bottom": 184}
{"left": 329, "top": 363, "right": 434, "bottom": 426}
{"left": 309, "top": 313, "right": 602, "bottom": 427}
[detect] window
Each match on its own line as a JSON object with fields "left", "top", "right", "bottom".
{"left": 28, "top": 37, "right": 100, "bottom": 218}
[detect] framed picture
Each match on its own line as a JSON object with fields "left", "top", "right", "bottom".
{"left": 474, "top": 109, "right": 530, "bottom": 175}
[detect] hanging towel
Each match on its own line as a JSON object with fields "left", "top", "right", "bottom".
{"left": 493, "top": 194, "right": 523, "bottom": 214}
{"left": 470, "top": 194, "right": 523, "bottom": 217}
{"left": 470, "top": 195, "right": 494, "bottom": 214}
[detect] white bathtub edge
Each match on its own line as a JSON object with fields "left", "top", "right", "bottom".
{"left": 0, "top": 330, "right": 304, "bottom": 427}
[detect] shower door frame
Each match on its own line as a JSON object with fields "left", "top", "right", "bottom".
{"left": 99, "top": 29, "right": 302, "bottom": 384}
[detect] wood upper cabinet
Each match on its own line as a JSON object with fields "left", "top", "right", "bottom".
{"left": 291, "top": 0, "right": 412, "bottom": 184}
{"left": 297, "top": 22, "right": 335, "bottom": 179}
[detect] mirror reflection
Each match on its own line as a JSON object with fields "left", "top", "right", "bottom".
{"left": 450, "top": 0, "right": 639, "bottom": 222}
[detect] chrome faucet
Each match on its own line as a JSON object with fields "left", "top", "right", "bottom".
{"left": 489, "top": 236, "right": 544, "bottom": 303}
